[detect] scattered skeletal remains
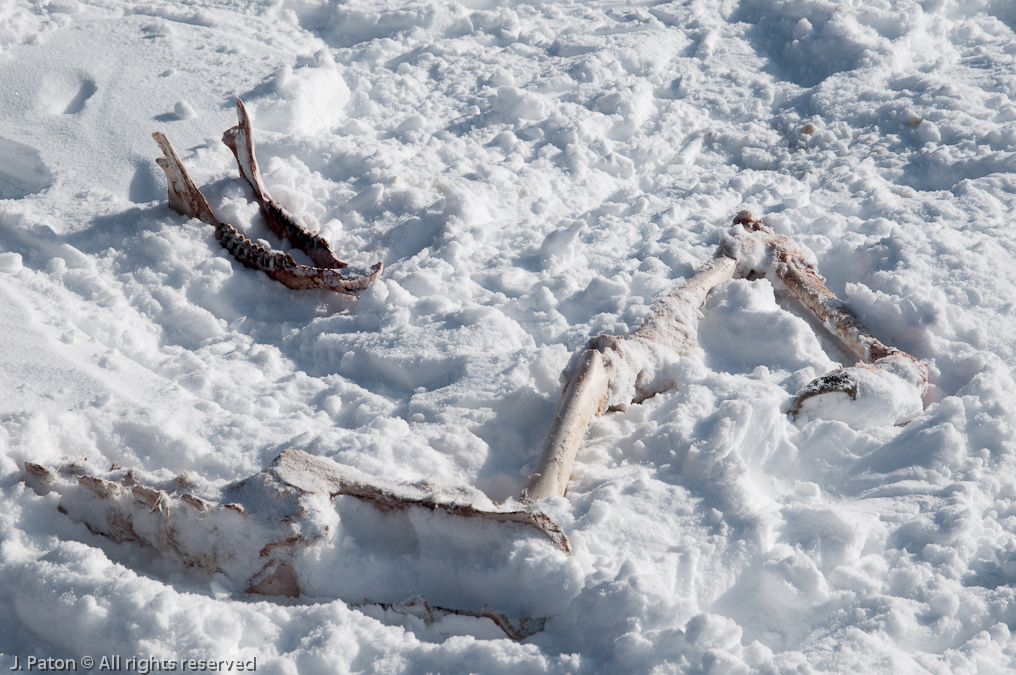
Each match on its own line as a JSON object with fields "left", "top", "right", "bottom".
{"left": 20, "top": 109, "right": 929, "bottom": 641}
{"left": 21, "top": 450, "right": 550, "bottom": 641}
{"left": 153, "top": 99, "right": 381, "bottom": 294}
{"left": 526, "top": 210, "right": 927, "bottom": 500}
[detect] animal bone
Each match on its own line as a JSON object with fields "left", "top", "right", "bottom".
{"left": 26, "top": 198, "right": 924, "bottom": 639}
{"left": 357, "top": 597, "right": 546, "bottom": 641}
{"left": 20, "top": 449, "right": 559, "bottom": 641}
{"left": 152, "top": 100, "right": 382, "bottom": 294}
{"left": 222, "top": 98, "right": 350, "bottom": 271}
{"left": 526, "top": 211, "right": 927, "bottom": 501}
{"left": 727, "top": 212, "right": 927, "bottom": 427}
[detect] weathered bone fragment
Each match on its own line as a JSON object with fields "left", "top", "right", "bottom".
{"left": 152, "top": 133, "right": 219, "bottom": 227}
{"left": 222, "top": 98, "right": 350, "bottom": 271}
{"left": 269, "top": 448, "right": 570, "bottom": 554}
{"left": 359, "top": 597, "right": 546, "bottom": 641}
{"left": 152, "top": 118, "right": 381, "bottom": 294}
{"left": 21, "top": 449, "right": 560, "bottom": 641}
{"left": 728, "top": 211, "right": 928, "bottom": 426}
{"left": 527, "top": 211, "right": 927, "bottom": 500}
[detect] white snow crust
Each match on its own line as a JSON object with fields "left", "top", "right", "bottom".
{"left": 4, "top": 0, "right": 1016, "bottom": 672}
{"left": 794, "top": 353, "right": 928, "bottom": 430}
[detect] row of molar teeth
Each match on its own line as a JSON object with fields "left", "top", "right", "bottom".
{"left": 218, "top": 222, "right": 295, "bottom": 271}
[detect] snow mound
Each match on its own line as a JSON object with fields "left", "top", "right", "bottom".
{"left": 248, "top": 61, "right": 351, "bottom": 135}
{"left": 794, "top": 355, "right": 927, "bottom": 429}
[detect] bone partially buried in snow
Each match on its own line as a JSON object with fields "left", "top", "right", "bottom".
{"left": 792, "top": 355, "right": 926, "bottom": 429}
{"left": 19, "top": 449, "right": 567, "bottom": 641}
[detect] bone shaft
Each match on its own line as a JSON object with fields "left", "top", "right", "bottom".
{"left": 528, "top": 255, "right": 735, "bottom": 501}
{"left": 668, "top": 254, "right": 739, "bottom": 308}
{"left": 633, "top": 254, "right": 737, "bottom": 348}
{"left": 776, "top": 260, "right": 891, "bottom": 363}
{"left": 525, "top": 349, "right": 613, "bottom": 501}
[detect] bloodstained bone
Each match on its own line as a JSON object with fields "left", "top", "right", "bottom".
{"left": 246, "top": 562, "right": 299, "bottom": 597}
{"left": 20, "top": 449, "right": 559, "bottom": 641}
{"left": 152, "top": 106, "right": 381, "bottom": 295}
{"left": 222, "top": 98, "right": 350, "bottom": 271}
{"left": 526, "top": 211, "right": 928, "bottom": 502}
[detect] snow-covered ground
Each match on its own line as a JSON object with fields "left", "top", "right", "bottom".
{"left": 3, "top": 0, "right": 1016, "bottom": 671}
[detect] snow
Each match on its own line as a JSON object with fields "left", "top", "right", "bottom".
{"left": 2, "top": 0, "right": 1016, "bottom": 671}
{"left": 792, "top": 353, "right": 927, "bottom": 430}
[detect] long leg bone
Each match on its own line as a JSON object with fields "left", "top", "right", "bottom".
{"left": 730, "top": 211, "right": 928, "bottom": 427}
{"left": 21, "top": 449, "right": 558, "bottom": 641}
{"left": 152, "top": 118, "right": 381, "bottom": 294}
{"left": 526, "top": 211, "right": 927, "bottom": 501}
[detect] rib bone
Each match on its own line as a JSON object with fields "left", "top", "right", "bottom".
{"left": 528, "top": 211, "right": 927, "bottom": 500}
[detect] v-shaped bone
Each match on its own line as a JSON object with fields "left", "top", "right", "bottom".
{"left": 222, "top": 98, "right": 352, "bottom": 271}
{"left": 525, "top": 211, "right": 927, "bottom": 501}
{"left": 152, "top": 101, "right": 381, "bottom": 294}
{"left": 726, "top": 212, "right": 927, "bottom": 421}
{"left": 524, "top": 254, "right": 739, "bottom": 501}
